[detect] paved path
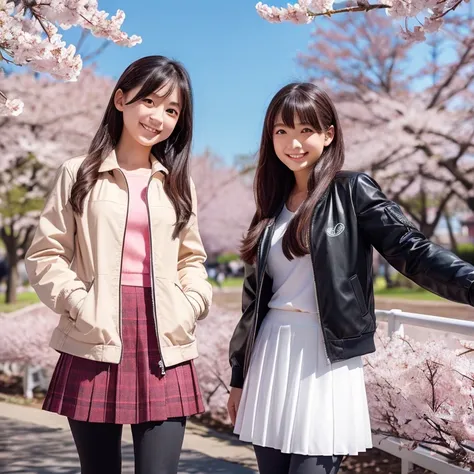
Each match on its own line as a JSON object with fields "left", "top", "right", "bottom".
{"left": 0, "top": 403, "right": 257, "bottom": 474}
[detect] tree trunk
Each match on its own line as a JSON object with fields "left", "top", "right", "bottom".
{"left": 419, "top": 223, "right": 435, "bottom": 240}
{"left": 5, "top": 252, "right": 18, "bottom": 304}
{"left": 444, "top": 213, "right": 458, "bottom": 252}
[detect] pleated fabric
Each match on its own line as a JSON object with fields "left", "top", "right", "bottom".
{"left": 43, "top": 286, "right": 204, "bottom": 424}
{"left": 234, "top": 309, "right": 373, "bottom": 456}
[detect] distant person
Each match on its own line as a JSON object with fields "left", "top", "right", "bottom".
{"left": 227, "top": 82, "right": 474, "bottom": 474}
{"left": 207, "top": 266, "right": 217, "bottom": 284}
{"left": 216, "top": 270, "right": 225, "bottom": 288}
{"left": 25, "top": 56, "right": 212, "bottom": 474}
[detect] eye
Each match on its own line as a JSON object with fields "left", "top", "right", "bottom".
{"left": 167, "top": 108, "right": 179, "bottom": 116}
{"left": 142, "top": 98, "right": 154, "bottom": 105}
{"left": 274, "top": 129, "right": 286, "bottom": 135}
{"left": 301, "top": 127, "right": 314, "bottom": 133}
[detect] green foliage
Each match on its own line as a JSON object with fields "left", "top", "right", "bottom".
{"left": 0, "top": 291, "right": 40, "bottom": 313}
{"left": 0, "top": 153, "right": 49, "bottom": 220}
{"left": 216, "top": 253, "right": 240, "bottom": 265}
{"left": 454, "top": 243, "right": 474, "bottom": 265}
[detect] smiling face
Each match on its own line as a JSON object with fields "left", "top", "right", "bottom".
{"left": 114, "top": 81, "right": 181, "bottom": 148}
{"left": 272, "top": 113, "right": 334, "bottom": 175}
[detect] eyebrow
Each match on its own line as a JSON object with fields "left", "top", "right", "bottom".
{"left": 273, "top": 122, "right": 309, "bottom": 128}
{"left": 150, "top": 92, "right": 181, "bottom": 109}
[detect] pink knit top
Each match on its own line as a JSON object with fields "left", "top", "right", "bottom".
{"left": 121, "top": 169, "right": 152, "bottom": 287}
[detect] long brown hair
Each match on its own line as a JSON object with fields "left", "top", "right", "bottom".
{"left": 241, "top": 83, "right": 345, "bottom": 263}
{"left": 70, "top": 55, "right": 194, "bottom": 238}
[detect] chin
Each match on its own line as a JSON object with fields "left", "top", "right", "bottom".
{"left": 285, "top": 162, "right": 310, "bottom": 172}
{"left": 135, "top": 135, "right": 163, "bottom": 147}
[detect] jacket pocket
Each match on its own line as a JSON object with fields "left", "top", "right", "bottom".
{"left": 385, "top": 205, "right": 417, "bottom": 230}
{"left": 73, "top": 279, "right": 94, "bottom": 322}
{"left": 349, "top": 275, "right": 368, "bottom": 316}
{"left": 174, "top": 282, "right": 198, "bottom": 322}
{"left": 71, "top": 277, "right": 120, "bottom": 345}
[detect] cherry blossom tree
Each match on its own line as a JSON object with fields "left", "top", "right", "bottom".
{"left": 191, "top": 150, "right": 255, "bottom": 258}
{"left": 0, "top": 303, "right": 59, "bottom": 368}
{"left": 0, "top": 0, "right": 141, "bottom": 116}
{"left": 299, "top": 13, "right": 474, "bottom": 237}
{"left": 365, "top": 333, "right": 474, "bottom": 468}
{"left": 194, "top": 303, "right": 238, "bottom": 424}
{"left": 0, "top": 69, "right": 113, "bottom": 303}
{"left": 255, "top": 0, "right": 471, "bottom": 42}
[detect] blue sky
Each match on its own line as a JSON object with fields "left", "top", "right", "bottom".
{"left": 59, "top": 0, "right": 318, "bottom": 163}
{"left": 30, "top": 1, "right": 461, "bottom": 164}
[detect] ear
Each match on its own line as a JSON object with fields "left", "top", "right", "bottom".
{"left": 324, "top": 125, "right": 335, "bottom": 147}
{"left": 114, "top": 89, "right": 125, "bottom": 112}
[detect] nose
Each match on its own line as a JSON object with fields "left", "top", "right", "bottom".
{"left": 149, "top": 106, "right": 164, "bottom": 130}
{"left": 291, "top": 138, "right": 303, "bottom": 149}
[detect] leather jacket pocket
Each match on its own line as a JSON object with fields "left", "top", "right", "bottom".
{"left": 349, "top": 275, "right": 368, "bottom": 316}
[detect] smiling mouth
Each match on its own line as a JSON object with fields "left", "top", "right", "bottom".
{"left": 286, "top": 153, "right": 307, "bottom": 160}
{"left": 140, "top": 123, "right": 160, "bottom": 134}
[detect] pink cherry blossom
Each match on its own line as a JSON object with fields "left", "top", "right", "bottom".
{"left": 0, "top": 97, "right": 24, "bottom": 116}
{"left": 255, "top": 0, "right": 470, "bottom": 42}
{"left": 190, "top": 151, "right": 255, "bottom": 256}
{"left": 0, "top": 0, "right": 141, "bottom": 116}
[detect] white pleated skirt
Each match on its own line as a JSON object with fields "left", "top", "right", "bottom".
{"left": 234, "top": 309, "right": 373, "bottom": 456}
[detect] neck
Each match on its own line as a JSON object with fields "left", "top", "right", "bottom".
{"left": 115, "top": 130, "right": 152, "bottom": 170}
{"left": 293, "top": 168, "right": 310, "bottom": 194}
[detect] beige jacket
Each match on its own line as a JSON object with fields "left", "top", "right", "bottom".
{"left": 25, "top": 152, "right": 212, "bottom": 368}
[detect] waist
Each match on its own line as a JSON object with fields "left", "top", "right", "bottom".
{"left": 121, "top": 273, "right": 151, "bottom": 287}
{"left": 266, "top": 308, "right": 320, "bottom": 326}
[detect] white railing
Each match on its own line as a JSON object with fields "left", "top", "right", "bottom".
{"left": 0, "top": 362, "right": 49, "bottom": 399}
{"left": 373, "top": 308, "right": 474, "bottom": 474}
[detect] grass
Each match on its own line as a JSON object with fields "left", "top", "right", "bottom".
{"left": 0, "top": 291, "right": 40, "bottom": 313}
{"left": 373, "top": 276, "right": 444, "bottom": 301}
{"left": 374, "top": 287, "right": 444, "bottom": 301}
{"left": 209, "top": 277, "right": 244, "bottom": 288}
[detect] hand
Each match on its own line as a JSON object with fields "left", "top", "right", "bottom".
{"left": 227, "top": 387, "right": 243, "bottom": 425}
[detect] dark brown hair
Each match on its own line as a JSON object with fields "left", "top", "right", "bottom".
{"left": 241, "top": 83, "right": 345, "bottom": 263}
{"left": 70, "top": 55, "right": 194, "bottom": 238}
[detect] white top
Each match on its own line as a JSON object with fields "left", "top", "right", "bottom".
{"left": 234, "top": 204, "right": 373, "bottom": 456}
{"left": 267, "top": 205, "right": 318, "bottom": 314}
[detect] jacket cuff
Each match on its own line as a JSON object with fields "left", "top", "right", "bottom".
{"left": 230, "top": 365, "right": 244, "bottom": 389}
{"left": 65, "top": 287, "right": 88, "bottom": 320}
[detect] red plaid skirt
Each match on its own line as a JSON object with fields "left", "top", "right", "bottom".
{"left": 43, "top": 286, "right": 204, "bottom": 424}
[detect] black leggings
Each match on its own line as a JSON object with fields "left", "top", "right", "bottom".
{"left": 68, "top": 418, "right": 186, "bottom": 474}
{"left": 254, "top": 445, "right": 343, "bottom": 474}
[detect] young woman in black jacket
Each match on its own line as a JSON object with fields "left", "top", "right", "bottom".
{"left": 227, "top": 82, "right": 474, "bottom": 474}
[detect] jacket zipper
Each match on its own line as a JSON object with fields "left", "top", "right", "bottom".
{"left": 116, "top": 169, "right": 130, "bottom": 363}
{"left": 147, "top": 176, "right": 166, "bottom": 376}
{"left": 309, "top": 211, "right": 331, "bottom": 364}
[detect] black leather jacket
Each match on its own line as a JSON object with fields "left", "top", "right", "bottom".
{"left": 229, "top": 172, "right": 474, "bottom": 388}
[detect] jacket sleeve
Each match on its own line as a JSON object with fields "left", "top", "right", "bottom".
{"left": 354, "top": 173, "right": 474, "bottom": 305}
{"left": 25, "top": 163, "right": 88, "bottom": 319}
{"left": 177, "top": 179, "right": 212, "bottom": 320}
{"left": 229, "top": 262, "right": 257, "bottom": 388}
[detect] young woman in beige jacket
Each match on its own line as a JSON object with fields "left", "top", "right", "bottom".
{"left": 25, "top": 56, "right": 212, "bottom": 474}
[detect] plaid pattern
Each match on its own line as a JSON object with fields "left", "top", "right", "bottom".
{"left": 43, "top": 286, "right": 204, "bottom": 424}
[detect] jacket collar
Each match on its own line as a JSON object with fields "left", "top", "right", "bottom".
{"left": 98, "top": 150, "right": 169, "bottom": 176}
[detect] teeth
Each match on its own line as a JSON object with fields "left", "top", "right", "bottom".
{"left": 142, "top": 124, "right": 158, "bottom": 133}
{"left": 289, "top": 154, "right": 305, "bottom": 158}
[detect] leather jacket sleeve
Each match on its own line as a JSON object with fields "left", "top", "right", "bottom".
{"left": 229, "top": 262, "right": 257, "bottom": 388}
{"left": 354, "top": 173, "right": 474, "bottom": 305}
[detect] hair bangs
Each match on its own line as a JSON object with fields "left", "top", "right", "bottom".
{"left": 276, "top": 90, "right": 325, "bottom": 133}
